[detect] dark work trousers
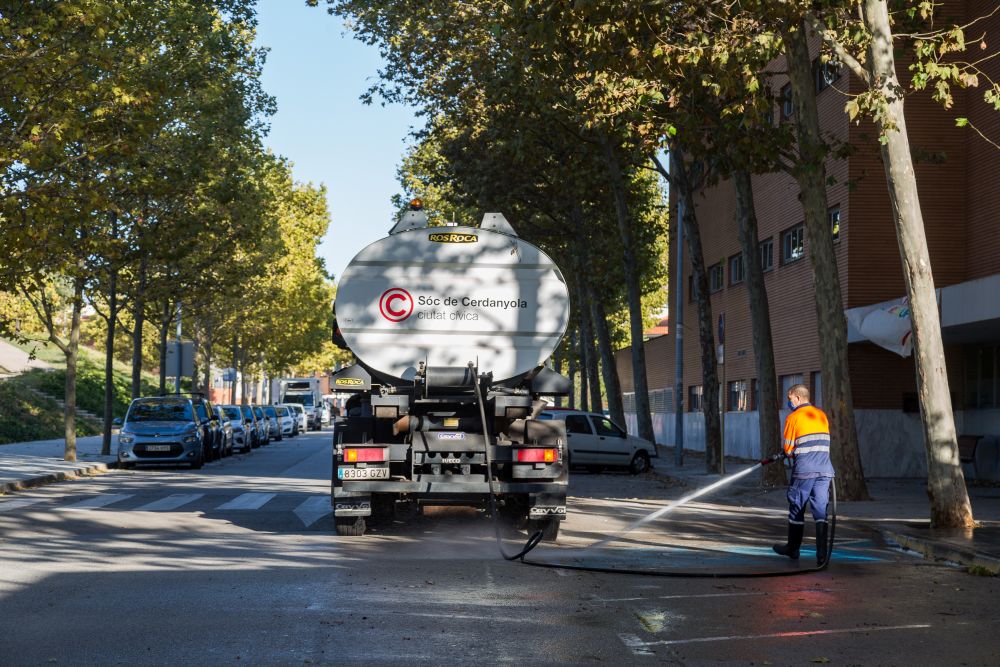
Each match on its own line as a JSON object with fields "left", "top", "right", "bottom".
{"left": 787, "top": 476, "right": 832, "bottom": 524}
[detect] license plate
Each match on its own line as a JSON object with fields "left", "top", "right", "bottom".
{"left": 146, "top": 444, "right": 172, "bottom": 452}
{"left": 338, "top": 467, "right": 389, "bottom": 480}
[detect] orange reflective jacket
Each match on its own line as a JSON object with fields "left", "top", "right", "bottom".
{"left": 782, "top": 404, "right": 835, "bottom": 478}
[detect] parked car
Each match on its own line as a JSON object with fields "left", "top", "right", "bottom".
{"left": 115, "top": 395, "right": 220, "bottom": 469}
{"left": 538, "top": 409, "right": 657, "bottom": 474}
{"left": 262, "top": 404, "right": 281, "bottom": 440}
{"left": 275, "top": 405, "right": 296, "bottom": 438}
{"left": 288, "top": 404, "right": 307, "bottom": 433}
{"left": 191, "top": 398, "right": 224, "bottom": 462}
{"left": 248, "top": 405, "right": 269, "bottom": 447}
{"left": 220, "top": 405, "right": 250, "bottom": 453}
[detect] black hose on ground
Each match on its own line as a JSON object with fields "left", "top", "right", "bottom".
{"left": 472, "top": 379, "right": 839, "bottom": 578}
{"left": 470, "top": 363, "right": 546, "bottom": 562}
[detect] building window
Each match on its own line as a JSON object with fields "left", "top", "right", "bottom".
{"left": 965, "top": 345, "right": 998, "bottom": 409}
{"left": 781, "top": 225, "right": 805, "bottom": 264}
{"left": 813, "top": 58, "right": 841, "bottom": 93}
{"left": 780, "top": 374, "right": 805, "bottom": 403}
{"left": 780, "top": 83, "right": 794, "bottom": 120}
{"left": 728, "top": 380, "right": 749, "bottom": 412}
{"left": 811, "top": 371, "right": 823, "bottom": 408}
{"left": 709, "top": 262, "right": 724, "bottom": 293}
{"left": 729, "top": 253, "right": 745, "bottom": 285}
{"left": 829, "top": 206, "right": 841, "bottom": 243}
{"left": 688, "top": 385, "right": 703, "bottom": 412}
{"left": 759, "top": 238, "right": 774, "bottom": 272}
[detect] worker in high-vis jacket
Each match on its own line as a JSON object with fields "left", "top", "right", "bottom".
{"left": 772, "top": 383, "right": 835, "bottom": 566}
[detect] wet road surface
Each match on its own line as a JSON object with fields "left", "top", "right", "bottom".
{"left": 0, "top": 432, "right": 996, "bottom": 665}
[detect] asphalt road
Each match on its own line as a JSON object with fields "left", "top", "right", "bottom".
{"left": 0, "top": 432, "right": 997, "bottom": 666}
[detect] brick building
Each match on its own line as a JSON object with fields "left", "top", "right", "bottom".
{"left": 615, "top": 3, "right": 1000, "bottom": 478}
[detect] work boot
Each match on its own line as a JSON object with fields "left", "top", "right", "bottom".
{"left": 772, "top": 522, "right": 804, "bottom": 559}
{"left": 816, "top": 521, "right": 830, "bottom": 567}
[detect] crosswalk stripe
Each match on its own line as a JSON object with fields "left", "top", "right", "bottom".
{"left": 135, "top": 494, "right": 204, "bottom": 512}
{"left": 293, "top": 495, "right": 332, "bottom": 527}
{"left": 0, "top": 497, "right": 47, "bottom": 512}
{"left": 215, "top": 492, "right": 276, "bottom": 510}
{"left": 61, "top": 494, "right": 134, "bottom": 510}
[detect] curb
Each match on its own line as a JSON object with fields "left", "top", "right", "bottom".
{"left": 878, "top": 526, "right": 1000, "bottom": 575}
{"left": 0, "top": 460, "right": 118, "bottom": 494}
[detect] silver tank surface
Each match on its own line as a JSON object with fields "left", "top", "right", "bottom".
{"left": 335, "top": 224, "right": 570, "bottom": 383}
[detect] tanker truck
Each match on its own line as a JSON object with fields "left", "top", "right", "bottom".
{"left": 329, "top": 202, "right": 570, "bottom": 538}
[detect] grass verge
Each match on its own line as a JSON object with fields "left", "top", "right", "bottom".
{"left": 0, "top": 337, "right": 161, "bottom": 445}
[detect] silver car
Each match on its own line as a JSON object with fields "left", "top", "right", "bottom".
{"left": 275, "top": 405, "right": 296, "bottom": 437}
{"left": 222, "top": 405, "right": 252, "bottom": 453}
{"left": 289, "top": 404, "right": 307, "bottom": 432}
{"left": 538, "top": 409, "right": 658, "bottom": 474}
{"left": 262, "top": 404, "right": 281, "bottom": 440}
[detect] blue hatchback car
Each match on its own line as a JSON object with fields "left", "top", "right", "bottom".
{"left": 117, "top": 396, "right": 218, "bottom": 469}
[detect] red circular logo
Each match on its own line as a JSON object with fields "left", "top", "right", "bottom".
{"left": 379, "top": 288, "right": 413, "bottom": 323}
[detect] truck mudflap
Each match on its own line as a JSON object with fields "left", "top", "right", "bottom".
{"left": 332, "top": 491, "right": 371, "bottom": 517}
{"left": 528, "top": 491, "right": 568, "bottom": 521}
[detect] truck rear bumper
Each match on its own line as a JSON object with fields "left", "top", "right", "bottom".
{"left": 336, "top": 479, "right": 565, "bottom": 494}
{"left": 333, "top": 480, "right": 567, "bottom": 518}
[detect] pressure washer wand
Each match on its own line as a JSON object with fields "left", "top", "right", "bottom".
{"left": 586, "top": 460, "right": 768, "bottom": 551}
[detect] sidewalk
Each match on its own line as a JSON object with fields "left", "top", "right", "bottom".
{"left": 0, "top": 435, "right": 117, "bottom": 493}
{"left": 0, "top": 339, "right": 52, "bottom": 377}
{"left": 654, "top": 446, "right": 1000, "bottom": 575}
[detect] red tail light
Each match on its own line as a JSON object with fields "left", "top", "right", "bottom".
{"left": 514, "top": 448, "right": 557, "bottom": 463}
{"left": 344, "top": 447, "right": 389, "bottom": 463}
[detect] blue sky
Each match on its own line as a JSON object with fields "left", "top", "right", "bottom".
{"left": 254, "top": 1, "right": 418, "bottom": 280}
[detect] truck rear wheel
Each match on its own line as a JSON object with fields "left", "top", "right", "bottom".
{"left": 526, "top": 518, "right": 560, "bottom": 542}
{"left": 335, "top": 516, "right": 366, "bottom": 536}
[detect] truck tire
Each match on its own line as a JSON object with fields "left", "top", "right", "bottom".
{"left": 335, "top": 516, "right": 366, "bottom": 536}
{"left": 370, "top": 494, "right": 396, "bottom": 525}
{"left": 527, "top": 518, "right": 560, "bottom": 542}
{"left": 629, "top": 451, "right": 651, "bottom": 475}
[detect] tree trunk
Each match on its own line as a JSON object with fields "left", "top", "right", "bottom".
{"left": 231, "top": 337, "right": 239, "bottom": 405}
{"left": 63, "top": 278, "right": 84, "bottom": 462}
{"left": 101, "top": 268, "right": 118, "bottom": 456}
{"left": 734, "top": 170, "right": 785, "bottom": 487}
{"left": 158, "top": 301, "right": 170, "bottom": 394}
{"left": 589, "top": 282, "right": 625, "bottom": 427}
{"left": 553, "top": 347, "right": 564, "bottom": 408}
{"left": 577, "top": 324, "right": 590, "bottom": 413}
{"left": 577, "top": 282, "right": 603, "bottom": 414}
{"left": 861, "top": 0, "right": 972, "bottom": 526}
{"left": 567, "top": 331, "right": 577, "bottom": 410}
{"left": 672, "top": 146, "right": 722, "bottom": 473}
{"left": 191, "top": 326, "right": 201, "bottom": 394}
{"left": 202, "top": 327, "right": 213, "bottom": 399}
{"left": 783, "top": 22, "right": 870, "bottom": 500}
{"left": 601, "top": 135, "right": 655, "bottom": 443}
{"left": 131, "top": 257, "right": 146, "bottom": 399}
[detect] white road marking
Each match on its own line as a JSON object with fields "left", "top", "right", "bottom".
{"left": 61, "top": 494, "right": 134, "bottom": 510}
{"left": 402, "top": 612, "right": 526, "bottom": 622}
{"left": 593, "top": 589, "right": 836, "bottom": 603}
{"left": 215, "top": 492, "right": 276, "bottom": 510}
{"left": 619, "top": 623, "right": 932, "bottom": 655}
{"left": 619, "top": 634, "right": 655, "bottom": 657}
{"left": 0, "top": 497, "right": 46, "bottom": 512}
{"left": 293, "top": 496, "right": 332, "bottom": 527}
{"left": 135, "top": 494, "right": 204, "bottom": 512}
